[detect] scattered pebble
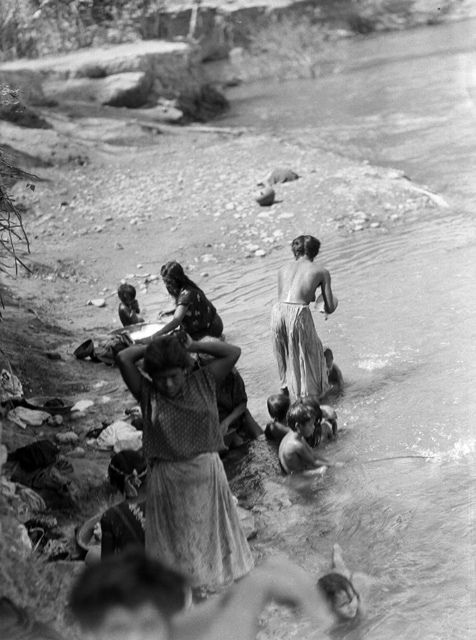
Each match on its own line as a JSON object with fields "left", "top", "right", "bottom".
{"left": 71, "top": 399, "right": 94, "bottom": 412}
{"left": 56, "top": 431, "right": 79, "bottom": 445}
{"left": 68, "top": 446, "right": 86, "bottom": 458}
{"left": 255, "top": 249, "right": 267, "bottom": 257}
{"left": 47, "top": 414, "right": 63, "bottom": 426}
{"left": 87, "top": 298, "right": 106, "bottom": 307}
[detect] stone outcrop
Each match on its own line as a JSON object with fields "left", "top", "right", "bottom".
{"left": 43, "top": 71, "right": 153, "bottom": 108}
{"left": 0, "top": 40, "right": 198, "bottom": 107}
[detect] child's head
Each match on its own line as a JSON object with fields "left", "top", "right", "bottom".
{"left": 118, "top": 283, "right": 137, "bottom": 306}
{"left": 317, "top": 572, "right": 360, "bottom": 621}
{"left": 291, "top": 235, "right": 321, "bottom": 261}
{"left": 324, "top": 347, "right": 334, "bottom": 369}
{"left": 70, "top": 549, "right": 187, "bottom": 640}
{"left": 108, "top": 450, "right": 147, "bottom": 498}
{"left": 287, "top": 400, "right": 318, "bottom": 439}
{"left": 267, "top": 393, "right": 290, "bottom": 422}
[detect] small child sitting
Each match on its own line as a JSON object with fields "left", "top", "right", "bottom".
{"left": 264, "top": 393, "right": 291, "bottom": 443}
{"left": 278, "top": 400, "right": 331, "bottom": 475}
{"left": 324, "top": 347, "right": 344, "bottom": 390}
{"left": 118, "top": 284, "right": 143, "bottom": 327}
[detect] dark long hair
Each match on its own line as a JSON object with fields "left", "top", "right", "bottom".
{"left": 143, "top": 335, "right": 193, "bottom": 378}
{"left": 160, "top": 261, "right": 201, "bottom": 302}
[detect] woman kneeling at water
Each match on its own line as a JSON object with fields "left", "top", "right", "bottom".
{"left": 116, "top": 333, "right": 253, "bottom": 593}
{"left": 155, "top": 261, "right": 224, "bottom": 340}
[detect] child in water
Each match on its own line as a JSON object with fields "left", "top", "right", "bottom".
{"left": 324, "top": 347, "right": 344, "bottom": 390}
{"left": 278, "top": 400, "right": 331, "bottom": 474}
{"left": 317, "top": 544, "right": 366, "bottom": 625}
{"left": 118, "top": 284, "right": 143, "bottom": 327}
{"left": 264, "top": 393, "right": 291, "bottom": 443}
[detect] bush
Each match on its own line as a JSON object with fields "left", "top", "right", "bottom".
{"left": 0, "top": 85, "right": 33, "bottom": 312}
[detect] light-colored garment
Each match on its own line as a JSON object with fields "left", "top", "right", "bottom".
{"left": 271, "top": 302, "right": 329, "bottom": 400}
{"left": 146, "top": 452, "right": 253, "bottom": 589}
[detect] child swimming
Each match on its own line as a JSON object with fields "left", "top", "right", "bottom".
{"left": 118, "top": 284, "right": 143, "bottom": 327}
{"left": 317, "top": 544, "right": 366, "bottom": 624}
{"left": 264, "top": 393, "right": 291, "bottom": 443}
{"left": 278, "top": 400, "right": 331, "bottom": 474}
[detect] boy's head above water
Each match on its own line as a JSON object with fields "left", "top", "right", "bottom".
{"left": 267, "top": 393, "right": 290, "bottom": 422}
{"left": 317, "top": 572, "right": 360, "bottom": 621}
{"left": 324, "top": 347, "right": 334, "bottom": 369}
{"left": 118, "top": 283, "right": 137, "bottom": 306}
{"left": 287, "top": 400, "right": 321, "bottom": 439}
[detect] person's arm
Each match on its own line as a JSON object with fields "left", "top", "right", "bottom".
{"left": 173, "top": 556, "right": 331, "bottom": 640}
{"left": 154, "top": 305, "right": 188, "bottom": 337}
{"left": 100, "top": 514, "right": 114, "bottom": 558}
{"left": 296, "top": 440, "right": 327, "bottom": 468}
{"left": 187, "top": 338, "right": 241, "bottom": 385}
{"left": 330, "top": 364, "right": 344, "bottom": 387}
{"left": 319, "top": 269, "right": 337, "bottom": 315}
{"left": 116, "top": 345, "right": 147, "bottom": 401}
{"left": 277, "top": 267, "right": 283, "bottom": 300}
{"left": 331, "top": 543, "right": 352, "bottom": 579}
{"left": 219, "top": 402, "right": 247, "bottom": 433}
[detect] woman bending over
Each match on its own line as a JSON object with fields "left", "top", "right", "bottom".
{"left": 155, "top": 261, "right": 223, "bottom": 340}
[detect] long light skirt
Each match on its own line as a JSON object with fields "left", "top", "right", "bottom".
{"left": 146, "top": 452, "right": 253, "bottom": 589}
{"left": 271, "top": 302, "right": 329, "bottom": 400}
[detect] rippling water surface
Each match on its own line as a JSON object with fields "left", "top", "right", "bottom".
{"left": 152, "top": 20, "right": 476, "bottom": 639}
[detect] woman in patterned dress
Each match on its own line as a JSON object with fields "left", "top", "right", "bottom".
{"left": 116, "top": 334, "right": 253, "bottom": 592}
{"left": 154, "top": 261, "right": 223, "bottom": 340}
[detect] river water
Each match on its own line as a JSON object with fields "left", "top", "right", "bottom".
{"left": 159, "top": 19, "right": 476, "bottom": 639}
{"left": 217, "top": 19, "right": 476, "bottom": 640}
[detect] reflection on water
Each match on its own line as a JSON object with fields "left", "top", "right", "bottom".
{"left": 151, "top": 20, "right": 475, "bottom": 639}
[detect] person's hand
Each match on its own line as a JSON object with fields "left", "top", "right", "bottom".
{"left": 174, "top": 329, "right": 193, "bottom": 350}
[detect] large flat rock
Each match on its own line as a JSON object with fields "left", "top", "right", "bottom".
{"left": 0, "top": 40, "right": 192, "bottom": 80}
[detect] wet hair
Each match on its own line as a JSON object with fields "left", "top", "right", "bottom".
{"left": 69, "top": 549, "right": 187, "bottom": 631}
{"left": 143, "top": 335, "right": 193, "bottom": 378}
{"left": 117, "top": 283, "right": 136, "bottom": 303}
{"left": 160, "top": 261, "right": 201, "bottom": 301}
{"left": 317, "top": 573, "right": 360, "bottom": 617}
{"left": 291, "top": 235, "right": 321, "bottom": 260}
{"left": 287, "top": 400, "right": 320, "bottom": 431}
{"left": 0, "top": 597, "right": 64, "bottom": 640}
{"left": 108, "top": 450, "right": 147, "bottom": 495}
{"left": 267, "top": 393, "right": 290, "bottom": 422}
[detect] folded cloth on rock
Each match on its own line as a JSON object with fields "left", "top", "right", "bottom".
{"left": 94, "top": 420, "right": 142, "bottom": 452}
{"left": 7, "top": 407, "right": 50, "bottom": 428}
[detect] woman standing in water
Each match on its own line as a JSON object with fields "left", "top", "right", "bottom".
{"left": 271, "top": 235, "right": 337, "bottom": 401}
{"left": 155, "top": 261, "right": 224, "bottom": 340}
{"left": 116, "top": 333, "right": 253, "bottom": 593}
